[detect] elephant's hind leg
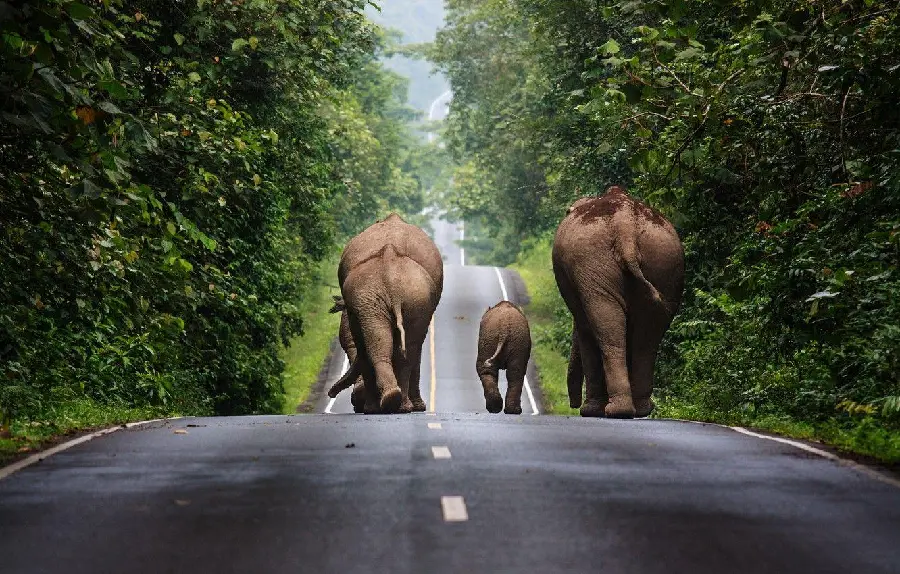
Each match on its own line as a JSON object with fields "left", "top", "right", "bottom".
{"left": 356, "top": 317, "right": 402, "bottom": 414}
{"left": 584, "top": 298, "right": 634, "bottom": 418}
{"left": 478, "top": 367, "right": 503, "bottom": 413}
{"left": 350, "top": 381, "right": 366, "bottom": 413}
{"left": 406, "top": 344, "right": 427, "bottom": 412}
{"left": 504, "top": 362, "right": 526, "bottom": 415}
{"left": 627, "top": 301, "right": 676, "bottom": 418}
{"left": 567, "top": 323, "right": 584, "bottom": 409}
{"left": 574, "top": 325, "right": 608, "bottom": 417}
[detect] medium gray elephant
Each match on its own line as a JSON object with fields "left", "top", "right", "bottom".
{"left": 552, "top": 186, "right": 684, "bottom": 418}
{"left": 328, "top": 214, "right": 443, "bottom": 413}
{"left": 329, "top": 297, "right": 366, "bottom": 413}
{"left": 476, "top": 301, "right": 532, "bottom": 414}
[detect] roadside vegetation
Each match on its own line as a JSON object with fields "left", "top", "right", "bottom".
{"left": 0, "top": 1, "right": 433, "bottom": 459}
{"left": 433, "top": 0, "right": 900, "bottom": 462}
{"left": 280, "top": 257, "right": 342, "bottom": 415}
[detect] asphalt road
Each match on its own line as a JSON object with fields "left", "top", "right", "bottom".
{"left": 2, "top": 214, "right": 899, "bottom": 573}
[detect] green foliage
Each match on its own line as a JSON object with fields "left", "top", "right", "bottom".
{"left": 281, "top": 256, "right": 342, "bottom": 414}
{"left": 1, "top": 1, "right": 429, "bottom": 429}
{"left": 510, "top": 236, "right": 577, "bottom": 415}
{"left": 434, "top": 0, "right": 900, "bottom": 459}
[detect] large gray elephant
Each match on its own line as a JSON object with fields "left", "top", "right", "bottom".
{"left": 476, "top": 301, "right": 532, "bottom": 414}
{"left": 552, "top": 186, "right": 684, "bottom": 419}
{"left": 329, "top": 297, "right": 366, "bottom": 413}
{"left": 328, "top": 214, "right": 443, "bottom": 413}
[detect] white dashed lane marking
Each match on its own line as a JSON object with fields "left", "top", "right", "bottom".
{"left": 431, "top": 446, "right": 451, "bottom": 459}
{"left": 427, "top": 423, "right": 442, "bottom": 430}
{"left": 441, "top": 496, "right": 468, "bottom": 522}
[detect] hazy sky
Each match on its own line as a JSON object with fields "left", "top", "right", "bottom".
{"left": 365, "top": 0, "right": 450, "bottom": 112}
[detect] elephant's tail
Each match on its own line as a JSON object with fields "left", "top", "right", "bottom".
{"left": 381, "top": 244, "right": 408, "bottom": 360}
{"left": 393, "top": 301, "right": 407, "bottom": 360}
{"left": 621, "top": 241, "right": 664, "bottom": 305}
{"left": 327, "top": 357, "right": 361, "bottom": 398}
{"left": 484, "top": 332, "right": 507, "bottom": 369}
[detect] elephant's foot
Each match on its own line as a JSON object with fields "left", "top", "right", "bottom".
{"left": 351, "top": 386, "right": 366, "bottom": 413}
{"left": 504, "top": 401, "right": 522, "bottom": 415}
{"left": 484, "top": 391, "right": 503, "bottom": 414}
{"left": 363, "top": 398, "right": 381, "bottom": 414}
{"left": 605, "top": 396, "right": 636, "bottom": 419}
{"left": 410, "top": 397, "right": 427, "bottom": 412}
{"left": 634, "top": 397, "right": 654, "bottom": 418}
{"left": 379, "top": 386, "right": 402, "bottom": 414}
{"left": 399, "top": 397, "right": 414, "bottom": 414}
{"left": 579, "top": 399, "right": 607, "bottom": 418}
{"left": 569, "top": 396, "right": 583, "bottom": 409}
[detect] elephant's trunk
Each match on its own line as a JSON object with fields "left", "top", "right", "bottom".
{"left": 328, "top": 357, "right": 361, "bottom": 398}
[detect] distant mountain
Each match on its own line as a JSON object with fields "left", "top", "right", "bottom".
{"left": 366, "top": 0, "right": 450, "bottom": 113}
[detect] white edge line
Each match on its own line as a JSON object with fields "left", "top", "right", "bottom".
{"left": 670, "top": 418, "right": 900, "bottom": 489}
{"left": 460, "top": 222, "right": 465, "bottom": 266}
{"left": 324, "top": 355, "right": 350, "bottom": 414}
{"left": 494, "top": 267, "right": 539, "bottom": 415}
{"left": 0, "top": 416, "right": 184, "bottom": 481}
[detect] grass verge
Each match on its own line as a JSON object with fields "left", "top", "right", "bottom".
{"left": 511, "top": 237, "right": 577, "bottom": 415}
{"left": 0, "top": 399, "right": 168, "bottom": 465}
{"left": 510, "top": 237, "right": 900, "bottom": 465}
{"left": 280, "top": 258, "right": 342, "bottom": 414}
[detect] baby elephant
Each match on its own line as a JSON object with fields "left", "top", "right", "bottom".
{"left": 477, "top": 301, "right": 532, "bottom": 414}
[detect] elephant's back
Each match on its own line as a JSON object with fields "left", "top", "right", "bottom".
{"left": 340, "top": 220, "right": 443, "bottom": 290}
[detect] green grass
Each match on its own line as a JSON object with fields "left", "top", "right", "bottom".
{"left": 510, "top": 237, "right": 578, "bottom": 415}
{"left": 0, "top": 399, "right": 167, "bottom": 464}
{"left": 655, "top": 397, "right": 900, "bottom": 464}
{"left": 280, "top": 260, "right": 342, "bottom": 414}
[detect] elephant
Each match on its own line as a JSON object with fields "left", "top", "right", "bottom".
{"left": 552, "top": 185, "right": 684, "bottom": 419}
{"left": 476, "top": 301, "right": 532, "bottom": 415}
{"left": 328, "top": 297, "right": 366, "bottom": 413}
{"left": 327, "top": 214, "right": 443, "bottom": 413}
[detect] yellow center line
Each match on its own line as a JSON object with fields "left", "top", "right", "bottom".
{"left": 429, "top": 316, "right": 437, "bottom": 412}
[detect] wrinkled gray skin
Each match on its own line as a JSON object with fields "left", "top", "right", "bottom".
{"left": 552, "top": 186, "right": 684, "bottom": 419}
{"left": 328, "top": 214, "right": 443, "bottom": 413}
{"left": 476, "top": 301, "right": 532, "bottom": 415}
{"left": 329, "top": 298, "right": 366, "bottom": 413}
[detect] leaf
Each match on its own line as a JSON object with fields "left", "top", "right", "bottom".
{"left": 248, "top": 36, "right": 259, "bottom": 50}
{"left": 806, "top": 290, "right": 839, "bottom": 302}
{"left": 817, "top": 65, "right": 839, "bottom": 72}
{"left": 232, "top": 38, "right": 249, "bottom": 51}
{"left": 174, "top": 33, "right": 185, "bottom": 46}
{"left": 187, "top": 72, "right": 201, "bottom": 83}
{"left": 674, "top": 47, "right": 701, "bottom": 61}
{"left": 600, "top": 39, "right": 620, "bottom": 55}
{"left": 98, "top": 101, "right": 122, "bottom": 114}
{"left": 65, "top": 2, "right": 95, "bottom": 20}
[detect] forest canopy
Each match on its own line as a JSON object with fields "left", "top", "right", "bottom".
{"left": 0, "top": 0, "right": 431, "bottom": 428}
